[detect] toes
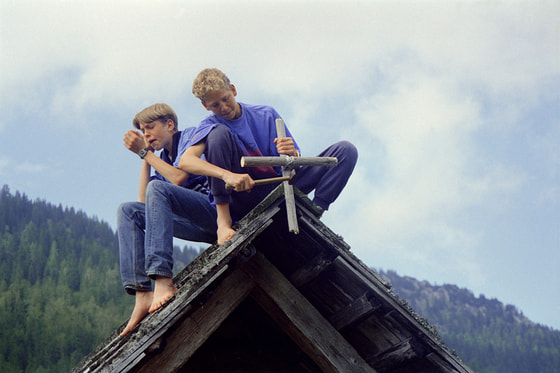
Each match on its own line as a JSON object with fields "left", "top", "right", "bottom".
{"left": 148, "top": 301, "right": 162, "bottom": 313}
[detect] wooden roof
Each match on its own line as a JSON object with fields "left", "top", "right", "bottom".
{"left": 72, "top": 186, "right": 474, "bottom": 373}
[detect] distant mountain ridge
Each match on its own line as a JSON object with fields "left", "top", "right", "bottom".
{"left": 379, "top": 269, "right": 560, "bottom": 373}
{"left": 1, "top": 185, "right": 559, "bottom": 372}
{"left": 381, "top": 270, "right": 534, "bottom": 328}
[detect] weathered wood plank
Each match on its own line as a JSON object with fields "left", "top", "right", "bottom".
{"left": 329, "top": 292, "right": 383, "bottom": 330}
{"left": 298, "top": 214, "right": 352, "bottom": 251}
{"left": 366, "top": 338, "right": 424, "bottom": 372}
{"left": 425, "top": 352, "right": 458, "bottom": 373}
{"left": 243, "top": 251, "right": 377, "bottom": 373}
{"left": 137, "top": 268, "right": 256, "bottom": 373}
{"left": 289, "top": 252, "right": 334, "bottom": 287}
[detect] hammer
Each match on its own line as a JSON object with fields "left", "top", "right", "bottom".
{"left": 225, "top": 173, "right": 294, "bottom": 190}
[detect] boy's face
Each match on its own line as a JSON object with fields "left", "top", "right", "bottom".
{"left": 139, "top": 119, "right": 175, "bottom": 152}
{"left": 201, "top": 85, "right": 241, "bottom": 121}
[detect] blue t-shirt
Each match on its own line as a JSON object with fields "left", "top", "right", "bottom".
{"left": 152, "top": 127, "right": 209, "bottom": 193}
{"left": 188, "top": 102, "right": 301, "bottom": 178}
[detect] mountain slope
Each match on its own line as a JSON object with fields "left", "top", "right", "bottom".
{"left": 380, "top": 269, "right": 560, "bottom": 373}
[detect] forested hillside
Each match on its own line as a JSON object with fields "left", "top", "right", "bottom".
{"left": 380, "top": 269, "right": 560, "bottom": 373}
{"left": 0, "top": 185, "right": 200, "bottom": 372}
{"left": 1, "top": 185, "right": 559, "bottom": 372}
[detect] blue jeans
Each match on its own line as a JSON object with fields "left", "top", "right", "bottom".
{"left": 117, "top": 180, "right": 217, "bottom": 294}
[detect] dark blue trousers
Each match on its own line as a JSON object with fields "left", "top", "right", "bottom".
{"left": 205, "top": 125, "right": 357, "bottom": 221}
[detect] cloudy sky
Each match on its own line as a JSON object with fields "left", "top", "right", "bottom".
{"left": 1, "top": 0, "right": 559, "bottom": 329}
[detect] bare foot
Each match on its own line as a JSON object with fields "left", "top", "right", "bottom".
{"left": 120, "top": 291, "right": 153, "bottom": 337}
{"left": 218, "top": 227, "right": 236, "bottom": 245}
{"left": 149, "top": 276, "right": 177, "bottom": 313}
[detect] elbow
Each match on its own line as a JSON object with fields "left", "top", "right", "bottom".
{"left": 167, "top": 169, "right": 189, "bottom": 187}
{"left": 178, "top": 156, "right": 190, "bottom": 172}
{"left": 171, "top": 174, "right": 189, "bottom": 187}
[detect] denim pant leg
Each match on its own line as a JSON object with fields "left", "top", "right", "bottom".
{"left": 169, "top": 184, "right": 218, "bottom": 244}
{"left": 144, "top": 180, "right": 218, "bottom": 279}
{"left": 117, "top": 201, "right": 152, "bottom": 295}
{"left": 294, "top": 140, "right": 358, "bottom": 210}
{"left": 205, "top": 125, "right": 273, "bottom": 222}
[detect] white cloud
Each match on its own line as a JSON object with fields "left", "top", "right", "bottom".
{"left": 0, "top": 156, "right": 48, "bottom": 176}
{"left": 1, "top": 0, "right": 559, "bottom": 328}
{"left": 2, "top": 1, "right": 557, "bottom": 125}
{"left": 15, "top": 161, "right": 48, "bottom": 174}
{"left": 0, "top": 156, "right": 9, "bottom": 174}
{"left": 322, "top": 66, "right": 528, "bottom": 288}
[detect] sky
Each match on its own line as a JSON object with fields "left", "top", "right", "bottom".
{"left": 1, "top": 0, "right": 559, "bottom": 330}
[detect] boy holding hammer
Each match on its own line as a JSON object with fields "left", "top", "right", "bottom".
{"left": 179, "top": 68, "right": 357, "bottom": 245}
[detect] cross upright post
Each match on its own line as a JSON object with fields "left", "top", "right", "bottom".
{"left": 275, "top": 118, "right": 299, "bottom": 233}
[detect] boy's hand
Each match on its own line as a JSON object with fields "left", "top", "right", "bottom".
{"left": 223, "top": 172, "right": 255, "bottom": 192}
{"left": 274, "top": 137, "right": 298, "bottom": 157}
{"left": 124, "top": 130, "right": 150, "bottom": 154}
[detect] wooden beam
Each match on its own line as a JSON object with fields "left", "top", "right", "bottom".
{"left": 289, "top": 252, "right": 334, "bottom": 287}
{"left": 425, "top": 352, "right": 458, "bottom": 372}
{"left": 366, "top": 338, "right": 424, "bottom": 372}
{"left": 243, "top": 251, "right": 377, "bottom": 373}
{"left": 329, "top": 292, "right": 383, "bottom": 330}
{"left": 137, "top": 268, "right": 256, "bottom": 373}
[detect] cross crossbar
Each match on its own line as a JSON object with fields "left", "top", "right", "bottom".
{"left": 241, "top": 156, "right": 337, "bottom": 168}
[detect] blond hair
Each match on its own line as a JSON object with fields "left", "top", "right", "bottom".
{"left": 132, "top": 103, "right": 178, "bottom": 132}
{"left": 192, "top": 68, "right": 232, "bottom": 101}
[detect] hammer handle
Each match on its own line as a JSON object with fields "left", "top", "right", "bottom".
{"left": 225, "top": 175, "right": 292, "bottom": 190}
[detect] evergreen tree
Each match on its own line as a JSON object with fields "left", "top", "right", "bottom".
{"left": 0, "top": 185, "right": 130, "bottom": 371}
{"left": 0, "top": 184, "right": 207, "bottom": 372}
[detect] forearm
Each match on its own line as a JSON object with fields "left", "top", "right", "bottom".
{"left": 143, "top": 150, "right": 188, "bottom": 186}
{"left": 179, "top": 143, "right": 254, "bottom": 192}
{"left": 179, "top": 152, "right": 229, "bottom": 180}
{"left": 138, "top": 160, "right": 151, "bottom": 203}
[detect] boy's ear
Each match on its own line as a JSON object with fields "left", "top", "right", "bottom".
{"left": 167, "top": 119, "right": 176, "bottom": 132}
{"left": 230, "top": 84, "right": 237, "bottom": 96}
{"left": 201, "top": 100, "right": 210, "bottom": 111}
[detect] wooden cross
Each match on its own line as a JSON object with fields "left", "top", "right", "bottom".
{"left": 240, "top": 119, "right": 338, "bottom": 234}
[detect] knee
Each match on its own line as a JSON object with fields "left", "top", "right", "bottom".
{"left": 205, "top": 125, "right": 240, "bottom": 169}
{"left": 336, "top": 140, "right": 358, "bottom": 164}
{"left": 207, "top": 125, "right": 234, "bottom": 144}
{"left": 117, "top": 201, "right": 140, "bottom": 222}
{"left": 145, "top": 180, "right": 165, "bottom": 197}
{"left": 117, "top": 202, "right": 129, "bottom": 219}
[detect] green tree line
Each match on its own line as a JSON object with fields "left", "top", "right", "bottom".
{"left": 0, "top": 185, "right": 200, "bottom": 372}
